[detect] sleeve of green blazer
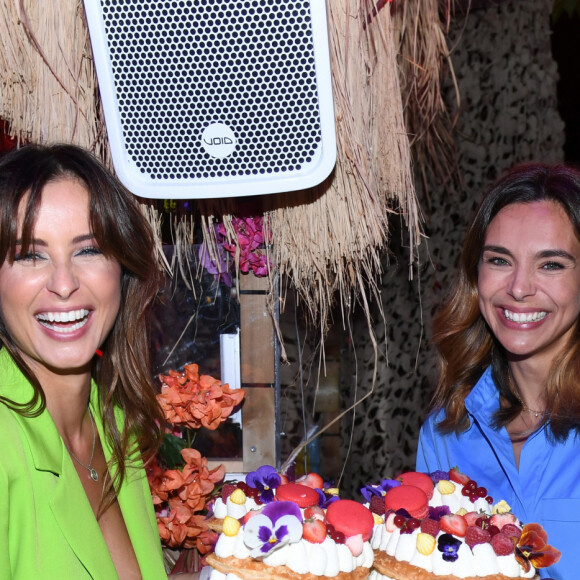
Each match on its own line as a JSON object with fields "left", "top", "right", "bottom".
{"left": 0, "top": 350, "right": 167, "bottom": 579}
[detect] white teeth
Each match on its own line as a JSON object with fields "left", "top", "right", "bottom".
{"left": 36, "top": 309, "right": 90, "bottom": 333}
{"left": 37, "top": 309, "right": 89, "bottom": 323}
{"left": 504, "top": 309, "right": 547, "bottom": 323}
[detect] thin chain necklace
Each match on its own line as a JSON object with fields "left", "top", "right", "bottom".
{"left": 520, "top": 402, "right": 544, "bottom": 418}
{"left": 65, "top": 407, "right": 99, "bottom": 482}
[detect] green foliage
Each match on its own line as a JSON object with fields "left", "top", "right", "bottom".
{"left": 159, "top": 433, "right": 188, "bottom": 469}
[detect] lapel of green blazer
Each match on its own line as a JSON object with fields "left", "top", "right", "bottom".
{"left": 1, "top": 350, "right": 118, "bottom": 578}
{"left": 1, "top": 350, "right": 164, "bottom": 578}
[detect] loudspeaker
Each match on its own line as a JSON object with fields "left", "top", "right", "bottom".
{"left": 83, "top": 0, "right": 336, "bottom": 199}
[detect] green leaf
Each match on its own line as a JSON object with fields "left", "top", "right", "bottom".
{"left": 159, "top": 433, "right": 187, "bottom": 469}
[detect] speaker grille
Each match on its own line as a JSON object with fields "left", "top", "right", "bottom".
{"left": 88, "top": 0, "right": 334, "bottom": 196}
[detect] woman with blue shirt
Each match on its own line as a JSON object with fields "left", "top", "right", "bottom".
{"left": 417, "top": 163, "right": 580, "bottom": 579}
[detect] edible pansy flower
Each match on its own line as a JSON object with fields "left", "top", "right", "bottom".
{"left": 428, "top": 505, "right": 451, "bottom": 521}
{"left": 360, "top": 479, "right": 401, "bottom": 502}
{"left": 316, "top": 488, "right": 340, "bottom": 508}
{"left": 429, "top": 470, "right": 451, "bottom": 484}
{"left": 437, "top": 533, "right": 461, "bottom": 562}
{"left": 246, "top": 465, "right": 282, "bottom": 503}
{"left": 243, "top": 501, "right": 302, "bottom": 558}
{"left": 515, "top": 523, "right": 561, "bottom": 572}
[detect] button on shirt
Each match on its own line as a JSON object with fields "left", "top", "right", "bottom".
{"left": 416, "top": 367, "right": 578, "bottom": 580}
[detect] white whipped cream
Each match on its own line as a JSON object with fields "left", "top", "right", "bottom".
{"left": 213, "top": 518, "right": 372, "bottom": 577}
{"left": 430, "top": 483, "right": 493, "bottom": 516}
{"left": 212, "top": 495, "right": 259, "bottom": 519}
{"left": 370, "top": 522, "right": 536, "bottom": 578}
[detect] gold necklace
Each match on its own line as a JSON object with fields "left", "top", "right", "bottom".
{"left": 521, "top": 403, "right": 544, "bottom": 418}
{"left": 64, "top": 407, "right": 99, "bottom": 482}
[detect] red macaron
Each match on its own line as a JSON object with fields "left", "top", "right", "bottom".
{"left": 275, "top": 483, "right": 320, "bottom": 508}
{"left": 326, "top": 499, "right": 375, "bottom": 541}
{"left": 385, "top": 485, "right": 429, "bottom": 519}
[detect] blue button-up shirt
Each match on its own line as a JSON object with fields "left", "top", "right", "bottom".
{"left": 416, "top": 366, "right": 579, "bottom": 580}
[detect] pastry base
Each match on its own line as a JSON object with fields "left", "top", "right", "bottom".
{"left": 372, "top": 551, "right": 539, "bottom": 580}
{"left": 206, "top": 553, "right": 371, "bottom": 579}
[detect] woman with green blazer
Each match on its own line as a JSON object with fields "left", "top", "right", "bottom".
{"left": 0, "top": 145, "right": 170, "bottom": 578}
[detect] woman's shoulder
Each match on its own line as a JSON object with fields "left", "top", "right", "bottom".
{"left": 0, "top": 399, "right": 23, "bottom": 432}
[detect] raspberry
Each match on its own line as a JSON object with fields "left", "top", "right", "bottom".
{"left": 420, "top": 518, "right": 440, "bottom": 537}
{"left": 221, "top": 483, "right": 237, "bottom": 501}
{"left": 465, "top": 525, "right": 491, "bottom": 548}
{"left": 501, "top": 523, "right": 522, "bottom": 541}
{"left": 491, "top": 532, "right": 516, "bottom": 556}
{"left": 370, "top": 494, "right": 385, "bottom": 515}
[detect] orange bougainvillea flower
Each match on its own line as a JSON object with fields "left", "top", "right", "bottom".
{"left": 515, "top": 523, "right": 561, "bottom": 572}
{"left": 150, "top": 364, "right": 243, "bottom": 551}
{"left": 148, "top": 446, "right": 226, "bottom": 549}
{"left": 157, "top": 364, "right": 245, "bottom": 431}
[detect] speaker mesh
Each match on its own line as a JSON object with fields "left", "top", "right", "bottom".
{"left": 93, "top": 0, "right": 330, "bottom": 191}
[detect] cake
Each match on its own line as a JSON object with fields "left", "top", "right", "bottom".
{"left": 363, "top": 468, "right": 560, "bottom": 580}
{"left": 205, "top": 466, "right": 375, "bottom": 579}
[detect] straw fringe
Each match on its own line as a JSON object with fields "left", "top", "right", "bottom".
{"left": 395, "top": 0, "right": 459, "bottom": 200}
{"left": 264, "top": 0, "right": 420, "bottom": 331}
{"left": 0, "top": 0, "right": 107, "bottom": 156}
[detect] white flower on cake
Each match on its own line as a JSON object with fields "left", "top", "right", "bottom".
{"left": 243, "top": 501, "right": 302, "bottom": 558}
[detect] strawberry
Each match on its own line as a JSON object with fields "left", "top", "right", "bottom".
{"left": 304, "top": 506, "right": 325, "bottom": 522}
{"left": 489, "top": 512, "right": 517, "bottom": 530}
{"left": 297, "top": 472, "right": 324, "bottom": 490}
{"left": 465, "top": 525, "right": 491, "bottom": 548}
{"left": 302, "top": 518, "right": 327, "bottom": 543}
{"left": 448, "top": 467, "right": 471, "bottom": 485}
{"left": 280, "top": 474, "right": 289, "bottom": 485}
{"left": 463, "top": 511, "right": 480, "bottom": 527}
{"left": 491, "top": 532, "right": 516, "bottom": 556}
{"left": 439, "top": 514, "right": 467, "bottom": 537}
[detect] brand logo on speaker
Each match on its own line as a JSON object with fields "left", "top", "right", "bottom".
{"left": 201, "top": 123, "right": 236, "bottom": 158}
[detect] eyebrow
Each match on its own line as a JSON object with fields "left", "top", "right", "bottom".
{"left": 482, "top": 245, "right": 577, "bottom": 263}
{"left": 16, "top": 233, "right": 96, "bottom": 246}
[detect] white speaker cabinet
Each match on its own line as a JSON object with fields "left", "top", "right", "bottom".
{"left": 83, "top": 0, "right": 337, "bottom": 199}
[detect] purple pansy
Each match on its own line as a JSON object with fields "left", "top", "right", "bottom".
{"left": 360, "top": 479, "right": 401, "bottom": 503}
{"left": 438, "top": 533, "right": 462, "bottom": 562}
{"left": 246, "top": 465, "right": 282, "bottom": 503}
{"left": 428, "top": 505, "right": 451, "bottom": 522}
{"left": 316, "top": 488, "right": 340, "bottom": 508}
{"left": 243, "top": 501, "right": 303, "bottom": 557}
{"left": 429, "top": 470, "right": 451, "bottom": 484}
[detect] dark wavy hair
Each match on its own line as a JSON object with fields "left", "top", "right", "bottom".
{"left": 431, "top": 162, "right": 580, "bottom": 439}
{"left": 0, "top": 143, "right": 165, "bottom": 505}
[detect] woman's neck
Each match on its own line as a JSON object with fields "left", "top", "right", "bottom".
{"left": 507, "top": 358, "right": 547, "bottom": 413}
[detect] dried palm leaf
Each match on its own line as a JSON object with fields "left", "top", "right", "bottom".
{"left": 0, "top": 0, "right": 108, "bottom": 158}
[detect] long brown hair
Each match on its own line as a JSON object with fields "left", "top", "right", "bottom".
{"left": 0, "top": 143, "right": 165, "bottom": 503}
{"left": 431, "top": 162, "right": 580, "bottom": 439}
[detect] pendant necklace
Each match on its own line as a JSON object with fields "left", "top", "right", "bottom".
{"left": 65, "top": 407, "right": 99, "bottom": 482}
{"left": 521, "top": 403, "right": 544, "bottom": 418}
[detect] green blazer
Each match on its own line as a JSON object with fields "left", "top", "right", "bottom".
{"left": 0, "top": 349, "right": 167, "bottom": 579}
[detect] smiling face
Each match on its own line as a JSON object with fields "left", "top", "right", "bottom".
{"left": 0, "top": 178, "right": 122, "bottom": 380}
{"left": 478, "top": 200, "right": 580, "bottom": 366}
